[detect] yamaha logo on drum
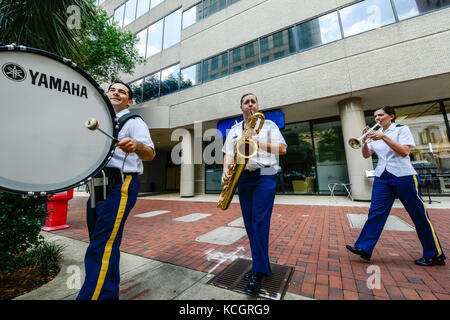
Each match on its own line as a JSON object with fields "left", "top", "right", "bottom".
{"left": 2, "top": 63, "right": 27, "bottom": 82}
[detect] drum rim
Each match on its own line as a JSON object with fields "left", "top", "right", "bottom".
{"left": 0, "top": 44, "right": 119, "bottom": 196}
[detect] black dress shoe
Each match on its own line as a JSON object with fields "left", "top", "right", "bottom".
{"left": 414, "top": 256, "right": 446, "bottom": 266}
{"left": 346, "top": 245, "right": 371, "bottom": 261}
{"left": 245, "top": 272, "right": 263, "bottom": 297}
{"left": 244, "top": 270, "right": 255, "bottom": 281}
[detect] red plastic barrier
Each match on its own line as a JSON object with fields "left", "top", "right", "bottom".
{"left": 42, "top": 189, "right": 73, "bottom": 231}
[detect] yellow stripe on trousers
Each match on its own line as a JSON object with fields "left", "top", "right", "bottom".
{"left": 413, "top": 175, "right": 442, "bottom": 257}
{"left": 92, "top": 175, "right": 132, "bottom": 300}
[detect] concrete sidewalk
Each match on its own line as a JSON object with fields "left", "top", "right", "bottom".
{"left": 15, "top": 232, "right": 310, "bottom": 300}
{"left": 15, "top": 193, "right": 450, "bottom": 300}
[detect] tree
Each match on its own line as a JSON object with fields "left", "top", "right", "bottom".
{"left": 77, "top": 8, "right": 145, "bottom": 83}
{"left": 0, "top": 0, "right": 144, "bottom": 83}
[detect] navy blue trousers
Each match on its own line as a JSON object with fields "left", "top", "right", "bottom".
{"left": 77, "top": 174, "right": 139, "bottom": 300}
{"left": 238, "top": 171, "right": 277, "bottom": 276}
{"left": 355, "top": 170, "right": 445, "bottom": 260}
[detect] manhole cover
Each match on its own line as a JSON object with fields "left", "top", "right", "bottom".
{"left": 207, "top": 258, "right": 293, "bottom": 300}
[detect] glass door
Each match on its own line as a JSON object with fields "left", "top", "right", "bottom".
{"left": 312, "top": 119, "right": 349, "bottom": 194}
{"left": 278, "top": 122, "right": 316, "bottom": 194}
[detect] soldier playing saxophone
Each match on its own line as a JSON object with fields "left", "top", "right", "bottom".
{"left": 221, "top": 93, "right": 287, "bottom": 296}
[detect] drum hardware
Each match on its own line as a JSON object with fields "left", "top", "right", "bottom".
{"left": 85, "top": 117, "right": 130, "bottom": 184}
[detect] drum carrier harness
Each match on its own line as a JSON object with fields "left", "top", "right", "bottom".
{"left": 87, "top": 113, "right": 143, "bottom": 208}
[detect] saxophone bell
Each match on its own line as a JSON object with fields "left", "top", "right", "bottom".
{"left": 217, "top": 111, "right": 265, "bottom": 210}
{"left": 236, "top": 138, "right": 258, "bottom": 159}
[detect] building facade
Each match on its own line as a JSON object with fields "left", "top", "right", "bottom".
{"left": 98, "top": 0, "right": 450, "bottom": 200}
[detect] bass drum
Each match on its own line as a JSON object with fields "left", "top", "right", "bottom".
{"left": 0, "top": 45, "right": 117, "bottom": 195}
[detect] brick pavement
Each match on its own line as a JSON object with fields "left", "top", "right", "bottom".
{"left": 55, "top": 196, "right": 450, "bottom": 300}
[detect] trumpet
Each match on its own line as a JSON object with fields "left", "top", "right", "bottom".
{"left": 348, "top": 122, "right": 382, "bottom": 149}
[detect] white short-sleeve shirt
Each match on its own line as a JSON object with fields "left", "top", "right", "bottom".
{"left": 222, "top": 119, "right": 287, "bottom": 170}
{"left": 106, "top": 109, "right": 155, "bottom": 174}
{"left": 367, "top": 122, "right": 417, "bottom": 177}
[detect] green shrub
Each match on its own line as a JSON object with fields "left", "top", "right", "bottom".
{"left": 21, "top": 241, "right": 65, "bottom": 277}
{"left": 0, "top": 193, "right": 49, "bottom": 273}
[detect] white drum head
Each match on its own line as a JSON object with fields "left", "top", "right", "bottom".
{"left": 0, "top": 46, "right": 117, "bottom": 195}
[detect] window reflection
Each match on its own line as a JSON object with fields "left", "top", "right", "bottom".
{"left": 312, "top": 120, "right": 349, "bottom": 194}
{"left": 203, "top": 52, "right": 229, "bottom": 81}
{"left": 130, "top": 79, "right": 143, "bottom": 104}
{"left": 114, "top": 4, "right": 125, "bottom": 28}
{"left": 136, "top": 0, "right": 150, "bottom": 18}
{"left": 143, "top": 72, "right": 160, "bottom": 101}
{"left": 297, "top": 12, "right": 341, "bottom": 51}
{"left": 163, "top": 9, "right": 182, "bottom": 50}
{"left": 339, "top": 0, "right": 396, "bottom": 37}
{"left": 230, "top": 40, "right": 259, "bottom": 73}
{"left": 183, "top": 3, "right": 203, "bottom": 29}
{"left": 136, "top": 28, "right": 148, "bottom": 57}
{"left": 146, "top": 19, "right": 163, "bottom": 57}
{"left": 160, "top": 64, "right": 180, "bottom": 96}
{"left": 124, "top": 0, "right": 137, "bottom": 26}
{"left": 260, "top": 28, "right": 296, "bottom": 63}
{"left": 203, "top": 0, "right": 227, "bottom": 18}
{"left": 396, "top": 102, "right": 450, "bottom": 194}
{"left": 180, "top": 63, "right": 202, "bottom": 89}
{"left": 393, "top": 0, "right": 450, "bottom": 20}
{"left": 151, "top": 0, "right": 164, "bottom": 9}
{"left": 279, "top": 122, "right": 316, "bottom": 194}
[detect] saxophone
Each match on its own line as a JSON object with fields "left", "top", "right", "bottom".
{"left": 217, "top": 111, "right": 265, "bottom": 210}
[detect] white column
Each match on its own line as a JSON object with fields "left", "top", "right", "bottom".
{"left": 338, "top": 97, "right": 373, "bottom": 201}
{"left": 180, "top": 129, "right": 195, "bottom": 197}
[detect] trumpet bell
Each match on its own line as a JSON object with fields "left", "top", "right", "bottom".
{"left": 348, "top": 138, "right": 362, "bottom": 149}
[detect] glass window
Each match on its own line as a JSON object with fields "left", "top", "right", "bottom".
{"left": 395, "top": 102, "right": 450, "bottom": 194}
{"left": 203, "top": 0, "right": 227, "bottom": 18}
{"left": 151, "top": 0, "right": 164, "bottom": 9}
{"left": 312, "top": 119, "right": 349, "bottom": 194}
{"left": 136, "top": 28, "right": 148, "bottom": 57}
{"left": 124, "top": 0, "right": 137, "bottom": 26}
{"left": 393, "top": 0, "right": 450, "bottom": 20}
{"left": 227, "top": 0, "right": 240, "bottom": 4}
{"left": 180, "top": 63, "right": 202, "bottom": 89}
{"left": 160, "top": 64, "right": 180, "bottom": 96}
{"left": 260, "top": 27, "right": 296, "bottom": 63}
{"left": 143, "top": 72, "right": 160, "bottom": 101}
{"left": 114, "top": 4, "right": 125, "bottom": 28}
{"left": 146, "top": 19, "right": 163, "bottom": 57}
{"left": 339, "top": 0, "right": 396, "bottom": 37}
{"left": 163, "top": 9, "right": 182, "bottom": 49}
{"left": 230, "top": 40, "right": 259, "bottom": 73}
{"left": 205, "top": 163, "right": 224, "bottom": 193}
{"left": 183, "top": 3, "right": 203, "bottom": 29}
{"left": 279, "top": 122, "right": 317, "bottom": 194}
{"left": 130, "top": 79, "right": 143, "bottom": 104}
{"left": 136, "top": 0, "right": 150, "bottom": 18}
{"left": 297, "top": 11, "right": 341, "bottom": 51}
{"left": 203, "top": 52, "right": 229, "bottom": 81}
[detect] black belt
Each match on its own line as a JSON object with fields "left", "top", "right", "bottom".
{"left": 244, "top": 166, "right": 273, "bottom": 174}
{"left": 91, "top": 168, "right": 126, "bottom": 203}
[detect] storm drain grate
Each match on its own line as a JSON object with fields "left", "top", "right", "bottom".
{"left": 207, "top": 258, "right": 293, "bottom": 300}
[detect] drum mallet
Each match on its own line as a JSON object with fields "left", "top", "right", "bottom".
{"left": 85, "top": 118, "right": 119, "bottom": 143}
